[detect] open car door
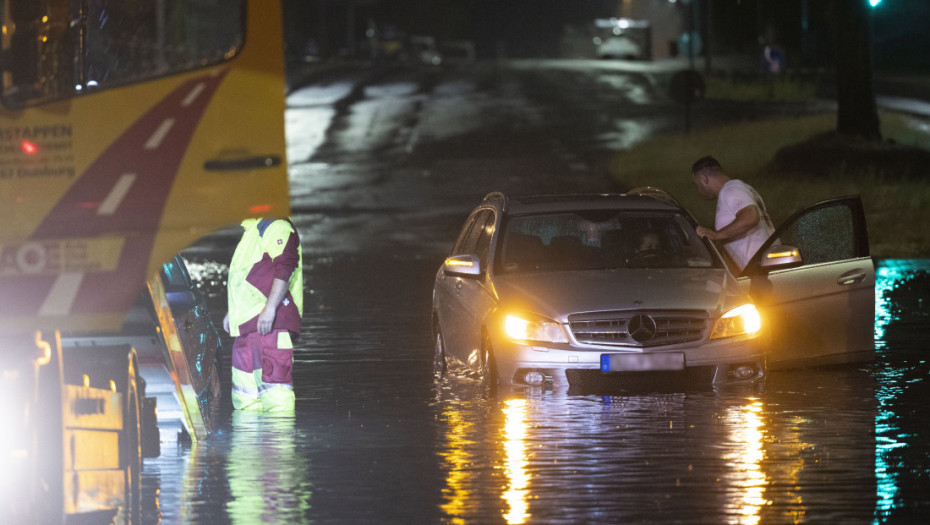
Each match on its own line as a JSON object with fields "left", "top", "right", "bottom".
{"left": 739, "top": 196, "right": 875, "bottom": 370}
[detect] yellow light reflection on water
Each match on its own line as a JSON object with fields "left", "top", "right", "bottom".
{"left": 501, "top": 398, "right": 530, "bottom": 524}
{"left": 773, "top": 415, "right": 809, "bottom": 524}
{"left": 724, "top": 399, "right": 770, "bottom": 525}
{"left": 438, "top": 404, "right": 475, "bottom": 524}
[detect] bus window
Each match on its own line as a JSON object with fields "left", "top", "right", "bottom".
{"left": 1, "top": 0, "right": 245, "bottom": 108}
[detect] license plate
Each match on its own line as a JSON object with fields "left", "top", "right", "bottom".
{"left": 601, "top": 352, "right": 685, "bottom": 372}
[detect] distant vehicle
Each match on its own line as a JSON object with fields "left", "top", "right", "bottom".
{"left": 593, "top": 17, "right": 651, "bottom": 60}
{"left": 431, "top": 190, "right": 874, "bottom": 390}
{"left": 596, "top": 36, "right": 642, "bottom": 60}
{"left": 409, "top": 35, "right": 443, "bottom": 66}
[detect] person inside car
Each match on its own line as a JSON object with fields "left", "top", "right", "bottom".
{"left": 634, "top": 230, "right": 661, "bottom": 254}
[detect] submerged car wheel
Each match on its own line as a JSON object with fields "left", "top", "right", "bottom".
{"left": 480, "top": 333, "right": 499, "bottom": 393}
{"left": 433, "top": 326, "right": 448, "bottom": 377}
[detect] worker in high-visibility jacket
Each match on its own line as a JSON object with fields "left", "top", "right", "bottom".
{"left": 223, "top": 217, "right": 303, "bottom": 412}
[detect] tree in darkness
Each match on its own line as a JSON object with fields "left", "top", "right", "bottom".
{"left": 832, "top": 0, "right": 881, "bottom": 140}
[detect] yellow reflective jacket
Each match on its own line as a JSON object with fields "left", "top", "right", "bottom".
{"left": 227, "top": 218, "right": 303, "bottom": 337}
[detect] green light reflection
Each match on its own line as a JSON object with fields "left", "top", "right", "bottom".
{"left": 873, "top": 259, "right": 930, "bottom": 523}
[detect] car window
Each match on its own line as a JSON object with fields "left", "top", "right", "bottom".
{"left": 3, "top": 0, "right": 244, "bottom": 107}
{"left": 773, "top": 203, "right": 856, "bottom": 265}
{"left": 474, "top": 212, "right": 497, "bottom": 270}
{"left": 453, "top": 210, "right": 492, "bottom": 256}
{"left": 452, "top": 214, "right": 479, "bottom": 255}
{"left": 497, "top": 210, "right": 718, "bottom": 273}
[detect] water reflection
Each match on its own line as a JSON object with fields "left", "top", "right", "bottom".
{"left": 875, "top": 259, "right": 930, "bottom": 350}
{"left": 433, "top": 379, "right": 534, "bottom": 524}
{"left": 436, "top": 397, "right": 476, "bottom": 523}
{"left": 501, "top": 398, "right": 530, "bottom": 524}
{"left": 432, "top": 382, "right": 783, "bottom": 522}
{"left": 755, "top": 407, "right": 810, "bottom": 524}
{"left": 430, "top": 369, "right": 891, "bottom": 523}
{"left": 148, "top": 254, "right": 928, "bottom": 523}
{"left": 226, "top": 413, "right": 311, "bottom": 524}
{"left": 873, "top": 259, "right": 930, "bottom": 522}
{"left": 722, "top": 399, "right": 768, "bottom": 525}
{"left": 874, "top": 364, "right": 906, "bottom": 521}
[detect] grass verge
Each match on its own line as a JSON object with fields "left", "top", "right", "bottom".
{"left": 608, "top": 110, "right": 930, "bottom": 258}
{"left": 704, "top": 74, "right": 819, "bottom": 102}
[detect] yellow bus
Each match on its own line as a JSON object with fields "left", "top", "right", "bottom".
{"left": 1, "top": 0, "right": 290, "bottom": 522}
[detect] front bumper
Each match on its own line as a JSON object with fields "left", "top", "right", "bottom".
{"left": 488, "top": 333, "right": 766, "bottom": 388}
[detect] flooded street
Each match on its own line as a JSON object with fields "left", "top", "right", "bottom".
{"left": 143, "top": 62, "right": 930, "bottom": 523}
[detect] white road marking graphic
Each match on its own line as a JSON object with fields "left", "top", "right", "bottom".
{"left": 98, "top": 173, "right": 137, "bottom": 215}
{"left": 144, "top": 118, "right": 176, "bottom": 150}
{"left": 182, "top": 83, "right": 206, "bottom": 107}
{"left": 39, "top": 273, "right": 84, "bottom": 316}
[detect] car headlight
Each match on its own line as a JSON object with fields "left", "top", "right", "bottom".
{"left": 505, "top": 313, "right": 568, "bottom": 344}
{"left": 710, "top": 304, "right": 762, "bottom": 340}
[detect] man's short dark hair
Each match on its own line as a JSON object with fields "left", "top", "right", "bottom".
{"left": 691, "top": 156, "right": 722, "bottom": 175}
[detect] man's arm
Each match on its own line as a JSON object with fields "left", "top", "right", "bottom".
{"left": 256, "top": 278, "right": 288, "bottom": 335}
{"left": 696, "top": 205, "right": 761, "bottom": 242}
{"left": 256, "top": 220, "right": 300, "bottom": 335}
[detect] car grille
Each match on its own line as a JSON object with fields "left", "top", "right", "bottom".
{"left": 567, "top": 310, "right": 707, "bottom": 347}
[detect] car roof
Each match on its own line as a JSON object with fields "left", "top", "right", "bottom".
{"left": 488, "top": 189, "right": 684, "bottom": 215}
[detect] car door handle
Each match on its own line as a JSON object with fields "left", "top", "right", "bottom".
{"left": 837, "top": 269, "right": 867, "bottom": 286}
{"left": 204, "top": 155, "right": 282, "bottom": 171}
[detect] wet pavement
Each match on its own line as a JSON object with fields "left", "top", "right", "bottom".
{"left": 144, "top": 61, "right": 930, "bottom": 523}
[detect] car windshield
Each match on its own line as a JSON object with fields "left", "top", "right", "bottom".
{"left": 496, "top": 210, "right": 718, "bottom": 273}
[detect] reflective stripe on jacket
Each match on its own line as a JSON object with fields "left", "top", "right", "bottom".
{"left": 227, "top": 218, "right": 303, "bottom": 337}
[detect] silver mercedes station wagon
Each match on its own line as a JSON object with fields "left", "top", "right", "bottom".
{"left": 431, "top": 189, "right": 874, "bottom": 389}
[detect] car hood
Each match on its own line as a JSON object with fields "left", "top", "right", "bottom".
{"left": 492, "top": 268, "right": 748, "bottom": 321}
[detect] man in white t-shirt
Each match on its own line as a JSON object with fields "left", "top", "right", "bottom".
{"left": 691, "top": 156, "right": 775, "bottom": 271}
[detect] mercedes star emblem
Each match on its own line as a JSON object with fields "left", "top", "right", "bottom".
{"left": 628, "top": 314, "right": 658, "bottom": 343}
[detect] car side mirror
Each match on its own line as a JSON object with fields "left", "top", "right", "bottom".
{"left": 443, "top": 254, "right": 482, "bottom": 278}
{"left": 759, "top": 245, "right": 803, "bottom": 270}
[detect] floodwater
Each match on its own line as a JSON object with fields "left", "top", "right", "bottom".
{"left": 140, "top": 257, "right": 930, "bottom": 524}
{"left": 142, "top": 62, "right": 929, "bottom": 523}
